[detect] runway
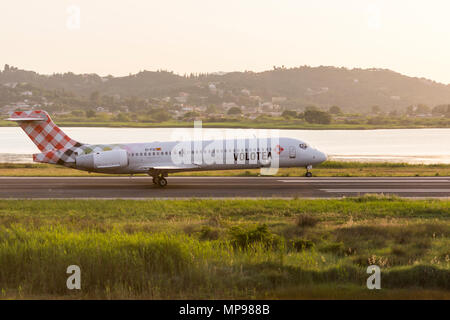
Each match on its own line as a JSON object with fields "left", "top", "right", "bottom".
{"left": 0, "top": 176, "right": 449, "bottom": 199}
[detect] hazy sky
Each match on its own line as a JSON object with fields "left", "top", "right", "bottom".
{"left": 2, "top": 0, "right": 450, "bottom": 83}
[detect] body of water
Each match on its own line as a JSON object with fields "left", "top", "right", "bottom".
{"left": 0, "top": 127, "right": 449, "bottom": 164}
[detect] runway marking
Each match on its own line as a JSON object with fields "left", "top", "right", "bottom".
{"left": 321, "top": 189, "right": 450, "bottom": 193}
{"left": 1, "top": 176, "right": 449, "bottom": 181}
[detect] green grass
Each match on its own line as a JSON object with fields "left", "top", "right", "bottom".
{"left": 1, "top": 118, "right": 449, "bottom": 129}
{"left": 0, "top": 197, "right": 448, "bottom": 299}
{"left": 1, "top": 161, "right": 449, "bottom": 177}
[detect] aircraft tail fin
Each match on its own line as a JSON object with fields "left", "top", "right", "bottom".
{"left": 5, "top": 110, "right": 83, "bottom": 152}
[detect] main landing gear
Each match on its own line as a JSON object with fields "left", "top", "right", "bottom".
{"left": 151, "top": 173, "right": 168, "bottom": 187}
{"left": 305, "top": 165, "right": 313, "bottom": 177}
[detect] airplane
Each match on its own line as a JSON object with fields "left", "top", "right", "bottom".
{"left": 6, "top": 110, "right": 328, "bottom": 187}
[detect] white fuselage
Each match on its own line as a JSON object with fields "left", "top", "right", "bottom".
{"left": 77, "top": 137, "right": 327, "bottom": 174}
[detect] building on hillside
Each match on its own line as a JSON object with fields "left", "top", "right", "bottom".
{"left": 208, "top": 84, "right": 217, "bottom": 94}
{"left": 241, "top": 89, "right": 250, "bottom": 96}
{"left": 3, "top": 82, "right": 18, "bottom": 88}
{"left": 272, "top": 97, "right": 286, "bottom": 103}
{"left": 260, "top": 102, "right": 274, "bottom": 110}
{"left": 174, "top": 96, "right": 187, "bottom": 103}
{"left": 222, "top": 102, "right": 238, "bottom": 111}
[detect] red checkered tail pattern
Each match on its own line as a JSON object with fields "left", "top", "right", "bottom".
{"left": 6, "top": 110, "right": 83, "bottom": 152}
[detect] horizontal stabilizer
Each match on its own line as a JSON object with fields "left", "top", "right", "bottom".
{"left": 5, "top": 117, "right": 46, "bottom": 121}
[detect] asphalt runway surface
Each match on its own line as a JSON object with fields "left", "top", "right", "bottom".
{"left": 0, "top": 176, "right": 449, "bottom": 199}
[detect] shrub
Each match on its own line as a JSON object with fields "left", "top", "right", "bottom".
{"left": 199, "top": 226, "right": 220, "bottom": 241}
{"left": 383, "top": 265, "right": 450, "bottom": 290}
{"left": 296, "top": 214, "right": 319, "bottom": 228}
{"left": 229, "top": 224, "right": 278, "bottom": 249}
{"left": 289, "top": 238, "right": 315, "bottom": 251}
{"left": 304, "top": 110, "right": 331, "bottom": 124}
{"left": 319, "top": 242, "right": 345, "bottom": 255}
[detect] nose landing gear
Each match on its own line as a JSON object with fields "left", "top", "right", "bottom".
{"left": 305, "top": 165, "right": 313, "bottom": 177}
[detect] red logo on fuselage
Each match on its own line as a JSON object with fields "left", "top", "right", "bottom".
{"left": 275, "top": 145, "right": 284, "bottom": 155}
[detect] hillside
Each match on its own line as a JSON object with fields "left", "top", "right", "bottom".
{"left": 2, "top": 65, "right": 450, "bottom": 111}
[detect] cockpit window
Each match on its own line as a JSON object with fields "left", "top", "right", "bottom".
{"left": 299, "top": 143, "right": 308, "bottom": 149}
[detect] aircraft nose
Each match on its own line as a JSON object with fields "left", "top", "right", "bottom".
{"left": 315, "top": 150, "right": 327, "bottom": 163}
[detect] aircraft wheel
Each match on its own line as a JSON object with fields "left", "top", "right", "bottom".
{"left": 158, "top": 177, "right": 168, "bottom": 187}
{"left": 305, "top": 172, "right": 312, "bottom": 178}
{"left": 152, "top": 177, "right": 157, "bottom": 184}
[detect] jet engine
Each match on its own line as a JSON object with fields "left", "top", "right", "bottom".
{"left": 76, "top": 149, "right": 128, "bottom": 170}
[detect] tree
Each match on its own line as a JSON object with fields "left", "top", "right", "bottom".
{"left": 90, "top": 91, "right": 100, "bottom": 104}
{"left": 86, "top": 110, "right": 96, "bottom": 118}
{"left": 71, "top": 110, "right": 85, "bottom": 117}
{"left": 388, "top": 110, "right": 398, "bottom": 117}
{"left": 406, "top": 105, "right": 414, "bottom": 115}
{"left": 371, "top": 105, "right": 381, "bottom": 114}
{"left": 304, "top": 110, "right": 331, "bottom": 124}
{"left": 116, "top": 112, "right": 131, "bottom": 122}
{"left": 415, "top": 104, "right": 430, "bottom": 114}
{"left": 183, "top": 111, "right": 199, "bottom": 119}
{"left": 407, "top": 104, "right": 431, "bottom": 115}
{"left": 227, "top": 107, "right": 242, "bottom": 115}
{"left": 152, "top": 110, "right": 171, "bottom": 121}
{"left": 281, "top": 110, "right": 297, "bottom": 118}
{"left": 206, "top": 104, "right": 218, "bottom": 114}
{"left": 328, "top": 105, "right": 341, "bottom": 114}
{"left": 305, "top": 105, "right": 319, "bottom": 112}
{"left": 432, "top": 104, "right": 450, "bottom": 117}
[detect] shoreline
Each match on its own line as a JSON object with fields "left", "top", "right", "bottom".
{"left": 1, "top": 120, "right": 449, "bottom": 130}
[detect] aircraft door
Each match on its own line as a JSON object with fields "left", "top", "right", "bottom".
{"left": 289, "top": 146, "right": 296, "bottom": 159}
